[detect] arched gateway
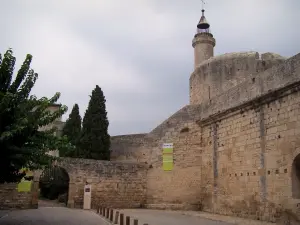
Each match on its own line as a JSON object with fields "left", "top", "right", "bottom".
{"left": 33, "top": 157, "right": 147, "bottom": 209}
{"left": 292, "top": 153, "right": 300, "bottom": 199}
{"left": 39, "top": 166, "right": 70, "bottom": 205}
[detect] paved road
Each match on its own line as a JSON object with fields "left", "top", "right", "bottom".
{"left": 119, "top": 209, "right": 234, "bottom": 225}
{"left": 38, "top": 199, "right": 66, "bottom": 207}
{"left": 0, "top": 199, "right": 233, "bottom": 225}
{"left": 0, "top": 207, "right": 108, "bottom": 225}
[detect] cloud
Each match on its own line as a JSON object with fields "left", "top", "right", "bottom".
{"left": 0, "top": 0, "right": 299, "bottom": 135}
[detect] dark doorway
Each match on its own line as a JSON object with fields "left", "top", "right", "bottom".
{"left": 39, "top": 166, "right": 70, "bottom": 206}
{"left": 292, "top": 154, "right": 300, "bottom": 199}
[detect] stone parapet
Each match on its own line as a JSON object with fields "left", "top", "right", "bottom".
{"left": 190, "top": 51, "right": 286, "bottom": 105}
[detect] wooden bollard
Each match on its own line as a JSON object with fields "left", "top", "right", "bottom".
{"left": 110, "top": 209, "right": 114, "bottom": 221}
{"left": 120, "top": 213, "right": 124, "bottom": 225}
{"left": 103, "top": 207, "right": 106, "bottom": 216}
{"left": 133, "top": 219, "right": 138, "bottom": 225}
{"left": 126, "top": 216, "right": 130, "bottom": 225}
{"left": 100, "top": 207, "right": 103, "bottom": 215}
{"left": 106, "top": 208, "right": 110, "bottom": 219}
{"left": 114, "top": 211, "right": 120, "bottom": 224}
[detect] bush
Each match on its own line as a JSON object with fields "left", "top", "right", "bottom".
{"left": 57, "top": 193, "right": 68, "bottom": 204}
{"left": 39, "top": 166, "right": 69, "bottom": 200}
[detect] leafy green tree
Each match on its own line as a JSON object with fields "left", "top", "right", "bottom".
{"left": 0, "top": 49, "right": 68, "bottom": 183}
{"left": 78, "top": 85, "right": 110, "bottom": 160}
{"left": 60, "top": 104, "right": 81, "bottom": 157}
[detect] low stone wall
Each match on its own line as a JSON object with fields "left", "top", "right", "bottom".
{"left": 54, "top": 158, "right": 148, "bottom": 209}
{"left": 0, "top": 183, "right": 37, "bottom": 210}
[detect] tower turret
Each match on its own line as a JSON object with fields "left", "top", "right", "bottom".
{"left": 192, "top": 9, "right": 216, "bottom": 69}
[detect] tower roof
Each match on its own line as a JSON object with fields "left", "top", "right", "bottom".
{"left": 196, "top": 9, "right": 211, "bottom": 34}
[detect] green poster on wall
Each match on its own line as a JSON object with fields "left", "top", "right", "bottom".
{"left": 163, "top": 143, "right": 173, "bottom": 171}
{"left": 17, "top": 180, "right": 32, "bottom": 192}
{"left": 17, "top": 168, "right": 33, "bottom": 192}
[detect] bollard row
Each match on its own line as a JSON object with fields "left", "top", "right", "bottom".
{"left": 97, "top": 206, "right": 149, "bottom": 225}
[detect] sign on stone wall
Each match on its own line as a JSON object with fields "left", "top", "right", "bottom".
{"left": 163, "top": 143, "right": 173, "bottom": 171}
{"left": 83, "top": 184, "right": 92, "bottom": 210}
{"left": 17, "top": 168, "right": 33, "bottom": 192}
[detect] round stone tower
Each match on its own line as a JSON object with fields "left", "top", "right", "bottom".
{"left": 192, "top": 9, "right": 216, "bottom": 69}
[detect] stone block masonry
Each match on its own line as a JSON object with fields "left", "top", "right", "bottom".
{"left": 111, "top": 52, "right": 300, "bottom": 223}
{"left": 0, "top": 183, "right": 38, "bottom": 210}
{"left": 189, "top": 51, "right": 286, "bottom": 105}
{"left": 36, "top": 158, "right": 148, "bottom": 209}
{"left": 110, "top": 133, "right": 148, "bottom": 162}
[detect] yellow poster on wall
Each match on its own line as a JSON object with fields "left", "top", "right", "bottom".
{"left": 163, "top": 143, "right": 173, "bottom": 171}
{"left": 17, "top": 168, "right": 33, "bottom": 192}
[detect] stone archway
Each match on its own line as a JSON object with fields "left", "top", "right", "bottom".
{"left": 292, "top": 154, "right": 300, "bottom": 199}
{"left": 38, "top": 165, "right": 70, "bottom": 206}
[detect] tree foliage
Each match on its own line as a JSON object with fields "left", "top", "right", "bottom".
{"left": 60, "top": 104, "right": 81, "bottom": 157}
{"left": 78, "top": 85, "right": 110, "bottom": 160}
{"left": 0, "top": 49, "right": 68, "bottom": 183}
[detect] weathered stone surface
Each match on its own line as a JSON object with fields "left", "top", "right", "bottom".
{"left": 45, "top": 158, "right": 148, "bottom": 209}
{"left": 190, "top": 51, "right": 286, "bottom": 105}
{"left": 110, "top": 52, "right": 300, "bottom": 223}
{"left": 110, "top": 133, "right": 149, "bottom": 162}
{"left": 0, "top": 183, "right": 38, "bottom": 210}
{"left": 192, "top": 32, "right": 216, "bottom": 69}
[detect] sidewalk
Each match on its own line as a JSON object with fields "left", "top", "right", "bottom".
{"left": 181, "top": 211, "right": 274, "bottom": 225}
{"left": 111, "top": 208, "right": 276, "bottom": 225}
{"left": 93, "top": 208, "right": 278, "bottom": 225}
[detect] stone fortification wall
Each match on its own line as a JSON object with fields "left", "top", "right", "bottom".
{"left": 148, "top": 104, "right": 205, "bottom": 140}
{"left": 146, "top": 121, "right": 203, "bottom": 210}
{"left": 194, "top": 53, "right": 300, "bottom": 222}
{"left": 0, "top": 183, "right": 38, "bottom": 210}
{"left": 102, "top": 52, "right": 300, "bottom": 222}
{"left": 53, "top": 158, "right": 147, "bottom": 209}
{"left": 110, "top": 134, "right": 149, "bottom": 162}
{"left": 196, "top": 52, "right": 299, "bottom": 122}
{"left": 144, "top": 53, "right": 300, "bottom": 222}
{"left": 143, "top": 105, "right": 203, "bottom": 209}
{"left": 103, "top": 104, "right": 204, "bottom": 209}
{"left": 109, "top": 105, "right": 202, "bottom": 164}
{"left": 190, "top": 51, "right": 286, "bottom": 105}
{"left": 198, "top": 91, "right": 300, "bottom": 222}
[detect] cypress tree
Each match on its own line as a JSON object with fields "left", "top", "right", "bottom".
{"left": 61, "top": 104, "right": 81, "bottom": 157}
{"left": 78, "top": 85, "right": 110, "bottom": 160}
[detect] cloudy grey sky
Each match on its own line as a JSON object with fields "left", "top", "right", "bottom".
{"left": 1, "top": 0, "right": 299, "bottom": 135}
